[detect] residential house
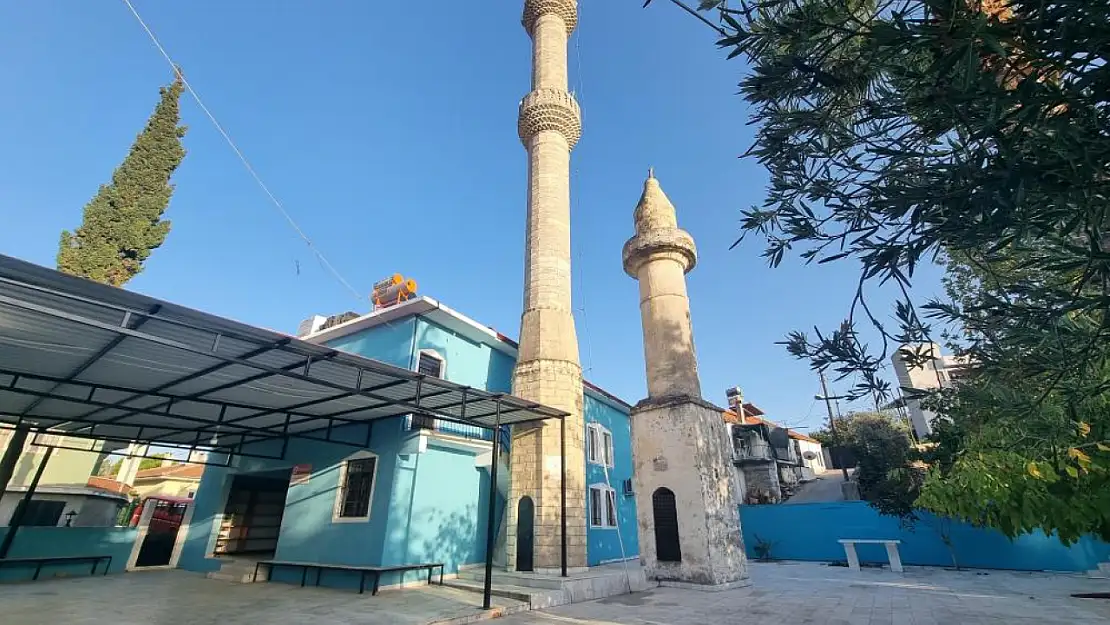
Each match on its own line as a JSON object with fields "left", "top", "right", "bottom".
{"left": 0, "top": 429, "right": 127, "bottom": 526}
{"left": 131, "top": 462, "right": 204, "bottom": 500}
{"left": 721, "top": 397, "right": 824, "bottom": 504}
{"left": 891, "top": 342, "right": 974, "bottom": 438}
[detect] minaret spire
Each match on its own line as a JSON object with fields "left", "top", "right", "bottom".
{"left": 508, "top": 0, "right": 587, "bottom": 574}
{"left": 623, "top": 172, "right": 700, "bottom": 399}
{"left": 623, "top": 169, "right": 750, "bottom": 588}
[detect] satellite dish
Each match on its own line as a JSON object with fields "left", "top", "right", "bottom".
{"left": 803, "top": 451, "right": 818, "bottom": 460}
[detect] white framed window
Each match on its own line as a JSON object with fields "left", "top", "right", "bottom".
{"left": 589, "top": 484, "right": 618, "bottom": 528}
{"left": 586, "top": 423, "right": 614, "bottom": 467}
{"left": 416, "top": 350, "right": 445, "bottom": 378}
{"left": 333, "top": 451, "right": 378, "bottom": 523}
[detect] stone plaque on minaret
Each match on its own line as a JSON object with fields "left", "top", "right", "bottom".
{"left": 623, "top": 170, "right": 749, "bottom": 588}
{"left": 508, "top": 0, "right": 587, "bottom": 574}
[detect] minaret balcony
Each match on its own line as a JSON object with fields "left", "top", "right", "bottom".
{"left": 622, "top": 228, "right": 698, "bottom": 277}
{"left": 518, "top": 88, "right": 582, "bottom": 148}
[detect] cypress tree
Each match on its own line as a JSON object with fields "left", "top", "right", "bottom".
{"left": 57, "top": 74, "right": 187, "bottom": 286}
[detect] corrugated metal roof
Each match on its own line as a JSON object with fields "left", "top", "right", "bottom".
{"left": 0, "top": 254, "right": 566, "bottom": 458}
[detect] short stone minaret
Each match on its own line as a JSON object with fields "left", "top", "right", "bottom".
{"left": 622, "top": 170, "right": 750, "bottom": 588}
{"left": 508, "top": 0, "right": 587, "bottom": 573}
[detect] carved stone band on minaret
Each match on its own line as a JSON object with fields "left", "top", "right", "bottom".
{"left": 522, "top": 0, "right": 578, "bottom": 35}
{"left": 621, "top": 228, "right": 697, "bottom": 277}
{"left": 518, "top": 89, "right": 582, "bottom": 148}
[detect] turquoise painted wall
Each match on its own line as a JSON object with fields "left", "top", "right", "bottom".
{"left": 584, "top": 392, "right": 639, "bottom": 566}
{"left": 413, "top": 317, "right": 514, "bottom": 393}
{"left": 180, "top": 311, "right": 640, "bottom": 587}
{"left": 179, "top": 421, "right": 402, "bottom": 582}
{"left": 740, "top": 502, "right": 1110, "bottom": 572}
{"left": 325, "top": 316, "right": 418, "bottom": 370}
{"left": 0, "top": 526, "right": 137, "bottom": 581}
{"left": 383, "top": 441, "right": 505, "bottom": 580}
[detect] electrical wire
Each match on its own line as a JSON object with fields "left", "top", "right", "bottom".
{"left": 574, "top": 9, "right": 634, "bottom": 594}
{"left": 601, "top": 456, "right": 635, "bottom": 593}
{"left": 119, "top": 0, "right": 363, "bottom": 302}
{"left": 571, "top": 3, "right": 596, "bottom": 377}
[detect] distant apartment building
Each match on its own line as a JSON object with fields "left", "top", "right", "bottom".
{"left": 721, "top": 388, "right": 824, "bottom": 503}
{"left": 891, "top": 343, "right": 973, "bottom": 439}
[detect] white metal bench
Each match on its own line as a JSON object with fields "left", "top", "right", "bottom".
{"left": 837, "top": 539, "right": 903, "bottom": 573}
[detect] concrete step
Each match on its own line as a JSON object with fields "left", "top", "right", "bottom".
{"left": 442, "top": 577, "right": 566, "bottom": 610}
{"left": 207, "top": 570, "right": 259, "bottom": 583}
{"left": 206, "top": 558, "right": 267, "bottom": 584}
{"left": 457, "top": 567, "right": 565, "bottom": 590}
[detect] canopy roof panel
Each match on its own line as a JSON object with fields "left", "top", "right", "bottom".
{"left": 0, "top": 255, "right": 565, "bottom": 455}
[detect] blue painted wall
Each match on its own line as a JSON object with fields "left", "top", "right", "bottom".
{"left": 384, "top": 441, "right": 505, "bottom": 575}
{"left": 413, "top": 317, "right": 514, "bottom": 393}
{"left": 740, "top": 502, "right": 1110, "bottom": 572}
{"left": 0, "top": 527, "right": 138, "bottom": 581}
{"left": 179, "top": 421, "right": 402, "bottom": 584}
{"left": 180, "top": 310, "right": 639, "bottom": 587}
{"left": 584, "top": 391, "right": 639, "bottom": 566}
{"left": 325, "top": 316, "right": 417, "bottom": 370}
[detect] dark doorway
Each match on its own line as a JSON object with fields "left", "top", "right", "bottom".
{"left": 652, "top": 487, "right": 681, "bottom": 563}
{"left": 516, "top": 496, "right": 534, "bottom": 572}
{"left": 135, "top": 498, "right": 188, "bottom": 567}
{"left": 215, "top": 472, "right": 289, "bottom": 556}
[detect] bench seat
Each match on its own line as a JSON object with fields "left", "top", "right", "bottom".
{"left": 837, "top": 539, "right": 903, "bottom": 573}
{"left": 254, "top": 559, "right": 445, "bottom": 595}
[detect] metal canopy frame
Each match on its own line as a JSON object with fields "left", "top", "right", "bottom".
{"left": 0, "top": 254, "right": 566, "bottom": 457}
{"left": 0, "top": 254, "right": 570, "bottom": 605}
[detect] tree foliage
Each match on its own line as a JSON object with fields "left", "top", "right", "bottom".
{"left": 57, "top": 75, "right": 187, "bottom": 286}
{"left": 101, "top": 452, "right": 175, "bottom": 477}
{"left": 655, "top": 0, "right": 1110, "bottom": 541}
{"left": 823, "top": 411, "right": 923, "bottom": 520}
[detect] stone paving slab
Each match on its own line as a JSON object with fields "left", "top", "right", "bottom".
{"left": 1, "top": 562, "right": 1107, "bottom": 624}
{"left": 0, "top": 569, "right": 525, "bottom": 625}
{"left": 498, "top": 561, "right": 1110, "bottom": 625}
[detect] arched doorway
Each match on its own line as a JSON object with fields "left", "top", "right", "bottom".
{"left": 516, "top": 496, "right": 535, "bottom": 572}
{"left": 652, "top": 487, "right": 681, "bottom": 562}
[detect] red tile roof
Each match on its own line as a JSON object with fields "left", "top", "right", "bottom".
{"left": 720, "top": 409, "right": 820, "bottom": 443}
{"left": 86, "top": 476, "right": 133, "bottom": 495}
{"left": 134, "top": 463, "right": 204, "bottom": 481}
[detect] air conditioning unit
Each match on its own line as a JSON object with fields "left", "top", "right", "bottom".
{"left": 622, "top": 478, "right": 634, "bottom": 497}
{"left": 296, "top": 315, "right": 327, "bottom": 337}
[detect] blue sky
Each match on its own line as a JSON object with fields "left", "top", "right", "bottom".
{"left": 0, "top": 1, "right": 945, "bottom": 431}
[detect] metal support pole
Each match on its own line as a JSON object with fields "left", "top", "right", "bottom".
{"left": 0, "top": 446, "right": 53, "bottom": 559}
{"left": 819, "top": 370, "right": 850, "bottom": 481}
{"left": 481, "top": 400, "right": 502, "bottom": 610}
{"left": 560, "top": 415, "right": 567, "bottom": 578}
{"left": 0, "top": 424, "right": 29, "bottom": 504}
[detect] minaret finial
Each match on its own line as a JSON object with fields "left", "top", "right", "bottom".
{"left": 648, "top": 166, "right": 654, "bottom": 179}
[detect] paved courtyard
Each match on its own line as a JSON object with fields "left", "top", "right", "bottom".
{"left": 502, "top": 562, "right": 1110, "bottom": 625}
{"left": 0, "top": 569, "right": 525, "bottom": 625}
{"left": 0, "top": 562, "right": 1106, "bottom": 624}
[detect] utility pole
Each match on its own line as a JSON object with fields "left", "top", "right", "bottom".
{"left": 817, "top": 370, "right": 850, "bottom": 482}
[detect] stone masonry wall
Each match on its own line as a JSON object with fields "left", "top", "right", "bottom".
{"left": 508, "top": 0, "right": 587, "bottom": 573}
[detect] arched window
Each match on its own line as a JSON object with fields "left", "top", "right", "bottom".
{"left": 652, "top": 487, "right": 681, "bottom": 562}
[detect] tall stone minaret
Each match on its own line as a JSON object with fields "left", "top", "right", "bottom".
{"left": 508, "top": 0, "right": 586, "bottom": 573}
{"left": 623, "top": 170, "right": 750, "bottom": 588}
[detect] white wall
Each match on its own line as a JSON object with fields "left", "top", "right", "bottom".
{"left": 797, "top": 439, "right": 825, "bottom": 474}
{"left": 0, "top": 493, "right": 124, "bottom": 527}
